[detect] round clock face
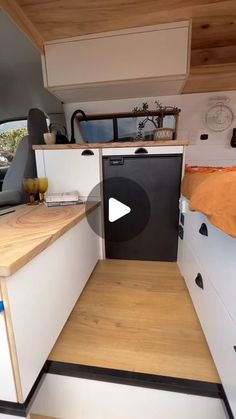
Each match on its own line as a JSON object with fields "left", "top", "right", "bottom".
{"left": 205, "top": 104, "right": 234, "bottom": 132}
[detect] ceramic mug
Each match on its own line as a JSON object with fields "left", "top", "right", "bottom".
{"left": 43, "top": 132, "right": 56, "bottom": 145}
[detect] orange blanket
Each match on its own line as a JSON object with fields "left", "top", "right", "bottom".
{"left": 182, "top": 168, "right": 236, "bottom": 237}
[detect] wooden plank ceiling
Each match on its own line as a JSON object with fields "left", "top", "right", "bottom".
{"left": 2, "top": 0, "right": 236, "bottom": 93}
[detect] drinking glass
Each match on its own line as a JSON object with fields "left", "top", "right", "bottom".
{"left": 38, "top": 177, "right": 48, "bottom": 202}
{"left": 23, "top": 178, "right": 39, "bottom": 205}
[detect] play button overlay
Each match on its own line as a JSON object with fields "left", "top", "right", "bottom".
{"left": 109, "top": 198, "right": 131, "bottom": 222}
{"left": 86, "top": 177, "right": 150, "bottom": 242}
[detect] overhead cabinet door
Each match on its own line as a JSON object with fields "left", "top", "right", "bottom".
{"left": 45, "top": 24, "right": 189, "bottom": 87}
{"left": 43, "top": 21, "right": 191, "bottom": 99}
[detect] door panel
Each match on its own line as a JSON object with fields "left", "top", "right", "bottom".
{"left": 43, "top": 150, "right": 100, "bottom": 199}
{"left": 103, "top": 154, "right": 182, "bottom": 261}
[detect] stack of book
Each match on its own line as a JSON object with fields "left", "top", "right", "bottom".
{"left": 45, "top": 191, "right": 84, "bottom": 207}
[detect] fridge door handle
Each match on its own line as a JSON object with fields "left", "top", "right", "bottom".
{"left": 109, "top": 157, "right": 124, "bottom": 165}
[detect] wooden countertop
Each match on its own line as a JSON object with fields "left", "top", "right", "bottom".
{"left": 33, "top": 140, "right": 188, "bottom": 150}
{"left": 0, "top": 202, "right": 99, "bottom": 277}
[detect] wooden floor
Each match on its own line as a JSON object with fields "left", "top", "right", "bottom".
{"left": 49, "top": 260, "right": 220, "bottom": 383}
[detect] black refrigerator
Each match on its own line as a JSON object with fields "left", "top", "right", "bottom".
{"left": 103, "top": 153, "right": 182, "bottom": 261}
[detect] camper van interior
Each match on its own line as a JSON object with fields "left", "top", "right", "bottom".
{"left": 0, "top": 1, "right": 235, "bottom": 418}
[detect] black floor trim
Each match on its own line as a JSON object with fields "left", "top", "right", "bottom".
{"left": 46, "top": 360, "right": 222, "bottom": 399}
{"left": 221, "top": 386, "right": 234, "bottom": 419}
{"left": 0, "top": 360, "right": 234, "bottom": 418}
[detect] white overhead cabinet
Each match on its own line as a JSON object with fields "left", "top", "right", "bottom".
{"left": 42, "top": 21, "right": 191, "bottom": 102}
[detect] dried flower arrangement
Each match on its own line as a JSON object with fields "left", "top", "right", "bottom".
{"left": 133, "top": 101, "right": 180, "bottom": 141}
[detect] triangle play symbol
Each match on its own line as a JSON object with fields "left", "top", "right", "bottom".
{"left": 108, "top": 197, "right": 131, "bottom": 223}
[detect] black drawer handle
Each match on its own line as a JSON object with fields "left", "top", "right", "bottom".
{"left": 199, "top": 223, "right": 208, "bottom": 236}
{"left": 178, "top": 225, "right": 184, "bottom": 240}
{"left": 234, "top": 346, "right": 236, "bottom": 352}
{"left": 195, "top": 273, "right": 204, "bottom": 290}
{"left": 135, "top": 147, "right": 148, "bottom": 154}
{"left": 81, "top": 149, "right": 94, "bottom": 156}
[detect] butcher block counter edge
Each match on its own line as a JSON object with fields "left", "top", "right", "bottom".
{"left": 33, "top": 140, "right": 188, "bottom": 150}
{"left": 0, "top": 201, "right": 100, "bottom": 277}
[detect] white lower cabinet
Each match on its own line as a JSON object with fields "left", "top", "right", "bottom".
{"left": 183, "top": 208, "right": 236, "bottom": 324}
{"left": 182, "top": 243, "right": 236, "bottom": 414}
{"left": 1, "top": 208, "right": 101, "bottom": 402}
{"left": 0, "top": 311, "right": 17, "bottom": 402}
{"left": 36, "top": 149, "right": 101, "bottom": 199}
{"left": 178, "top": 200, "right": 236, "bottom": 417}
{"left": 31, "top": 374, "right": 228, "bottom": 419}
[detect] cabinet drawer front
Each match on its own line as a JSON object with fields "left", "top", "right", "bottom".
{"left": 184, "top": 210, "right": 236, "bottom": 323}
{"left": 43, "top": 150, "right": 101, "bottom": 198}
{"left": 183, "top": 243, "right": 236, "bottom": 417}
{"left": 203, "top": 222, "right": 236, "bottom": 324}
{"left": 184, "top": 210, "right": 209, "bottom": 265}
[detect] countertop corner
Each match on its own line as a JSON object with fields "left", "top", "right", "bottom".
{"left": 0, "top": 201, "right": 100, "bottom": 277}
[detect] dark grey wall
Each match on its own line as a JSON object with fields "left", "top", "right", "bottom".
{"left": 0, "top": 9, "right": 64, "bottom": 123}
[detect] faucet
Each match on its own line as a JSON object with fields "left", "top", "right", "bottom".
{"left": 70, "top": 109, "right": 88, "bottom": 143}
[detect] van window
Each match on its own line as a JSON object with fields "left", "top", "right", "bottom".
{"left": 0, "top": 119, "right": 27, "bottom": 168}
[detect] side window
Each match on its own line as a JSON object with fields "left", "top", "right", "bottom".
{"left": 0, "top": 119, "right": 28, "bottom": 168}
{"left": 77, "top": 110, "right": 180, "bottom": 143}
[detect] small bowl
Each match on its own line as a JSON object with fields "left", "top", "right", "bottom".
{"left": 153, "top": 128, "right": 174, "bottom": 141}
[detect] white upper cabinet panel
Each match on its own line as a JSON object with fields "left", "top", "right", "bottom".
{"left": 45, "top": 22, "right": 190, "bottom": 86}
{"left": 43, "top": 21, "right": 191, "bottom": 101}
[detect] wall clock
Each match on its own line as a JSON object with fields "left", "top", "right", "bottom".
{"left": 205, "top": 102, "right": 234, "bottom": 132}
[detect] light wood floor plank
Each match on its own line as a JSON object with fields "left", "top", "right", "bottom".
{"left": 49, "top": 260, "right": 220, "bottom": 384}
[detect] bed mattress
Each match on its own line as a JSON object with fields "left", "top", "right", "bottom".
{"left": 181, "top": 165, "right": 236, "bottom": 237}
